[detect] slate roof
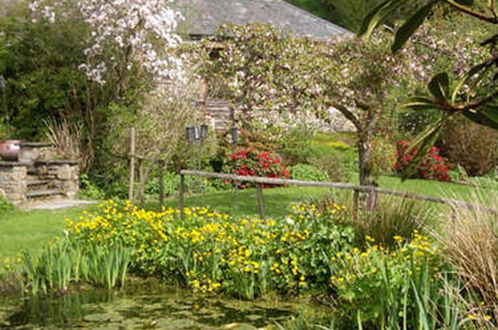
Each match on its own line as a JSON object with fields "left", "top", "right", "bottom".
{"left": 176, "top": 0, "right": 352, "bottom": 40}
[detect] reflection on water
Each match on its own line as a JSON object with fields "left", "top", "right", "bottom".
{"left": 0, "top": 280, "right": 328, "bottom": 329}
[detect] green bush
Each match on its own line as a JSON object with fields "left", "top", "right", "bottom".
{"left": 79, "top": 174, "right": 106, "bottom": 200}
{"left": 438, "top": 116, "right": 498, "bottom": 177}
{"left": 0, "top": 195, "right": 14, "bottom": 214}
{"left": 144, "top": 172, "right": 231, "bottom": 198}
{"left": 370, "top": 136, "right": 396, "bottom": 177}
{"left": 288, "top": 164, "right": 328, "bottom": 182}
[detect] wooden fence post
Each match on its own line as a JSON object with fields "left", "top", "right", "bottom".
{"left": 352, "top": 189, "right": 359, "bottom": 221}
{"left": 128, "top": 127, "right": 135, "bottom": 202}
{"left": 158, "top": 160, "right": 165, "bottom": 211}
{"left": 179, "top": 173, "right": 185, "bottom": 219}
{"left": 256, "top": 185, "right": 265, "bottom": 219}
{"left": 137, "top": 159, "right": 145, "bottom": 204}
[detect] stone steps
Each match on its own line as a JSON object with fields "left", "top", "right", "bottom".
{"left": 27, "top": 179, "right": 50, "bottom": 186}
{"left": 26, "top": 189, "right": 63, "bottom": 199}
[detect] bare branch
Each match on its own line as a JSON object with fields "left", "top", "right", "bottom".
{"left": 446, "top": 0, "right": 498, "bottom": 23}
{"left": 331, "top": 102, "right": 361, "bottom": 130}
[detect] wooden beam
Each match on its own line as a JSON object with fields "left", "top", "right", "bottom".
{"left": 180, "top": 170, "right": 497, "bottom": 214}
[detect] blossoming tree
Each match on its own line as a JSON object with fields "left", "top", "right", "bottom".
{"left": 29, "top": 0, "right": 184, "bottom": 89}
{"left": 23, "top": 0, "right": 186, "bottom": 172}
{"left": 199, "top": 23, "right": 485, "bottom": 186}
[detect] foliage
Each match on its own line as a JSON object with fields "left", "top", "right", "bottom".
{"left": 352, "top": 195, "right": 433, "bottom": 249}
{"left": 330, "top": 233, "right": 457, "bottom": 329}
{"left": 276, "top": 125, "right": 316, "bottom": 166}
{"left": 144, "top": 172, "right": 231, "bottom": 198}
{"left": 288, "top": 164, "right": 329, "bottom": 182}
{"left": 393, "top": 141, "right": 453, "bottom": 182}
{"left": 223, "top": 148, "right": 290, "bottom": 189}
{"left": 0, "top": 195, "right": 14, "bottom": 214}
{"left": 439, "top": 116, "right": 498, "bottom": 176}
{"left": 22, "top": 239, "right": 131, "bottom": 294}
{"left": 361, "top": 0, "right": 498, "bottom": 175}
{"left": 441, "top": 191, "right": 498, "bottom": 321}
{"left": 309, "top": 133, "right": 357, "bottom": 182}
{"left": 370, "top": 136, "right": 397, "bottom": 176}
{"left": 322, "top": 0, "right": 384, "bottom": 32}
{"left": 65, "top": 200, "right": 354, "bottom": 299}
{"left": 29, "top": 0, "right": 184, "bottom": 85}
{"left": 198, "top": 23, "right": 470, "bottom": 186}
{"left": 79, "top": 174, "right": 106, "bottom": 200}
{"left": 0, "top": 2, "right": 90, "bottom": 140}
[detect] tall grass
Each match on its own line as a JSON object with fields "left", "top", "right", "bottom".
{"left": 440, "top": 183, "right": 498, "bottom": 323}
{"left": 353, "top": 195, "right": 434, "bottom": 248}
{"left": 22, "top": 240, "right": 132, "bottom": 295}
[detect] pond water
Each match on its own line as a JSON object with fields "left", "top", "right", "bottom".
{"left": 0, "top": 281, "right": 331, "bottom": 329}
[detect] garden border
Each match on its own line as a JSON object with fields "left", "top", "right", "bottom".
{"left": 179, "top": 170, "right": 497, "bottom": 219}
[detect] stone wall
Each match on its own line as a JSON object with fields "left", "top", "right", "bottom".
{"left": 203, "top": 99, "right": 356, "bottom": 133}
{"left": 0, "top": 162, "right": 28, "bottom": 205}
{"left": 32, "top": 161, "right": 79, "bottom": 199}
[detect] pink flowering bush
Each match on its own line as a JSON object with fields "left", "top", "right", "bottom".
{"left": 393, "top": 141, "right": 453, "bottom": 182}
{"left": 224, "top": 148, "right": 290, "bottom": 189}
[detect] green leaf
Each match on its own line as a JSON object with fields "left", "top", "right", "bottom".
{"left": 391, "top": 1, "right": 437, "bottom": 53}
{"left": 463, "top": 103, "right": 498, "bottom": 129}
{"left": 427, "top": 72, "right": 450, "bottom": 101}
{"left": 358, "top": 0, "right": 392, "bottom": 36}
{"left": 451, "top": 63, "right": 488, "bottom": 103}
{"left": 359, "top": 0, "right": 408, "bottom": 38}
{"left": 401, "top": 96, "right": 437, "bottom": 110}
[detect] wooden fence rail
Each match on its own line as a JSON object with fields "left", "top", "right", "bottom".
{"left": 178, "top": 169, "right": 498, "bottom": 219}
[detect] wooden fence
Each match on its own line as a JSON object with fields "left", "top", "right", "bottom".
{"left": 178, "top": 169, "right": 497, "bottom": 219}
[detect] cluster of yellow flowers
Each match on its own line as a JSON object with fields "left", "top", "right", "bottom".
{"left": 63, "top": 200, "right": 354, "bottom": 297}
{"left": 330, "top": 231, "right": 442, "bottom": 289}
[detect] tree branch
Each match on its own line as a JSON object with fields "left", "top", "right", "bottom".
{"left": 331, "top": 102, "right": 361, "bottom": 130}
{"left": 446, "top": 0, "right": 498, "bottom": 23}
{"left": 490, "top": 0, "right": 498, "bottom": 19}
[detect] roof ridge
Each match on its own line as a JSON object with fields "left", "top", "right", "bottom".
{"left": 230, "top": 0, "right": 352, "bottom": 34}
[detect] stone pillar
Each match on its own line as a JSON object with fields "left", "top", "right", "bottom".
{"left": 0, "top": 162, "right": 29, "bottom": 205}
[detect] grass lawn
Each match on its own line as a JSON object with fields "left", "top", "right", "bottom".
{"left": 0, "top": 205, "right": 97, "bottom": 263}
{"left": 1, "top": 175, "right": 495, "bottom": 264}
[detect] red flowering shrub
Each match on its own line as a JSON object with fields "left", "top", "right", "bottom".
{"left": 393, "top": 141, "right": 453, "bottom": 182}
{"left": 224, "top": 148, "right": 290, "bottom": 188}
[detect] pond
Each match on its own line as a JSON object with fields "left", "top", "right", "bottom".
{"left": 0, "top": 280, "right": 332, "bottom": 329}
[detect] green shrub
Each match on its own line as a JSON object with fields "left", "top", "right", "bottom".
{"left": 144, "top": 172, "right": 231, "bottom": 198}
{"left": 438, "top": 116, "right": 498, "bottom": 177}
{"left": 288, "top": 164, "right": 328, "bottom": 182}
{"left": 370, "top": 136, "right": 396, "bottom": 176}
{"left": 79, "top": 174, "right": 106, "bottom": 200}
{"left": 0, "top": 195, "right": 14, "bottom": 214}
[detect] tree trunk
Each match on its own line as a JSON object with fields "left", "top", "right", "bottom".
{"left": 358, "top": 133, "right": 375, "bottom": 187}
{"left": 358, "top": 130, "right": 378, "bottom": 209}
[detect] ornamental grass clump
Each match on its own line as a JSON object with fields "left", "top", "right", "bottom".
{"left": 353, "top": 195, "right": 434, "bottom": 249}
{"left": 440, "top": 187, "right": 498, "bottom": 322}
